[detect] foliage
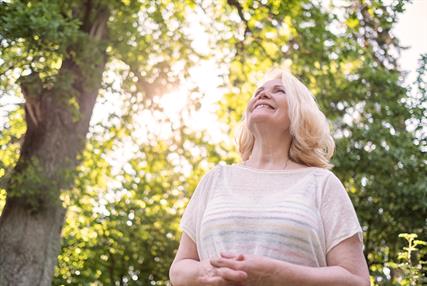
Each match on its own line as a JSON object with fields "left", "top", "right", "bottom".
{"left": 380, "top": 233, "right": 427, "bottom": 286}
{"left": 0, "top": 0, "right": 426, "bottom": 284}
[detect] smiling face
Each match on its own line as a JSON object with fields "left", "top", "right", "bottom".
{"left": 246, "top": 78, "right": 291, "bottom": 134}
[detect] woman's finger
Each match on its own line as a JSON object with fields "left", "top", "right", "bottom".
{"left": 220, "top": 252, "right": 245, "bottom": 261}
{"left": 200, "top": 272, "right": 246, "bottom": 286}
{"left": 216, "top": 267, "right": 247, "bottom": 282}
{"left": 211, "top": 258, "right": 239, "bottom": 269}
{"left": 220, "top": 251, "right": 237, "bottom": 258}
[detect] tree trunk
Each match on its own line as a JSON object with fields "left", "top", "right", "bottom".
{"left": 0, "top": 198, "right": 66, "bottom": 285}
{"left": 0, "top": 6, "right": 110, "bottom": 285}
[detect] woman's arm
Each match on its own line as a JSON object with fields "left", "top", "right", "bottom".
{"left": 269, "top": 233, "right": 370, "bottom": 286}
{"left": 211, "top": 234, "right": 370, "bottom": 286}
{"left": 169, "top": 258, "right": 202, "bottom": 286}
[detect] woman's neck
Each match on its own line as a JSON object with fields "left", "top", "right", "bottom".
{"left": 245, "top": 135, "right": 292, "bottom": 170}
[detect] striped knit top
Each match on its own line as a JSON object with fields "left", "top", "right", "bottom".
{"left": 180, "top": 164, "right": 364, "bottom": 267}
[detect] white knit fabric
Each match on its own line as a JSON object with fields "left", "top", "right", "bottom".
{"left": 180, "top": 164, "right": 364, "bottom": 267}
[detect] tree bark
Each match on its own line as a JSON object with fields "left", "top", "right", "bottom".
{"left": 0, "top": 198, "right": 66, "bottom": 285}
{"left": 0, "top": 5, "right": 110, "bottom": 285}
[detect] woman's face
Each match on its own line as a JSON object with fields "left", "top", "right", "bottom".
{"left": 246, "top": 78, "right": 290, "bottom": 134}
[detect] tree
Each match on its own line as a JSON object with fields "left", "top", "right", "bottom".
{"left": 0, "top": 0, "right": 197, "bottom": 284}
{"left": 1, "top": 0, "right": 425, "bottom": 285}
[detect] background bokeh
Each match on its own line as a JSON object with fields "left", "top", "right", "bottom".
{"left": 0, "top": 0, "right": 426, "bottom": 285}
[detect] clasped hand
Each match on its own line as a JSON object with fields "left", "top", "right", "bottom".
{"left": 198, "top": 252, "right": 274, "bottom": 286}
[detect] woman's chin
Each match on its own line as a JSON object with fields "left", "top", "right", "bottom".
{"left": 249, "top": 112, "right": 276, "bottom": 122}
{"left": 248, "top": 117, "right": 280, "bottom": 130}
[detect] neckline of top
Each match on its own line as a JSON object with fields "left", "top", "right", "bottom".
{"left": 229, "top": 163, "right": 320, "bottom": 174}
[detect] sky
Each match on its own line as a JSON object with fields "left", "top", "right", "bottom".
{"left": 393, "top": 0, "right": 427, "bottom": 83}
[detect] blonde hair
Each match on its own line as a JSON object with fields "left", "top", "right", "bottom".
{"left": 237, "top": 68, "right": 335, "bottom": 169}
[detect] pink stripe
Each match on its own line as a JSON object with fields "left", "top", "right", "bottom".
{"left": 225, "top": 242, "right": 308, "bottom": 261}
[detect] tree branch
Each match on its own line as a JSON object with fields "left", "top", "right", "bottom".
{"left": 226, "top": 0, "right": 275, "bottom": 62}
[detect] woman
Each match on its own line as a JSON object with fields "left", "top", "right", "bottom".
{"left": 169, "top": 68, "right": 370, "bottom": 286}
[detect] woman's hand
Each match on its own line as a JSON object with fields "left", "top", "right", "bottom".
{"left": 197, "top": 257, "right": 248, "bottom": 286}
{"left": 210, "top": 252, "right": 276, "bottom": 286}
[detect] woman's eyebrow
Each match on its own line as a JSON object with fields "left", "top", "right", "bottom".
{"left": 272, "top": 84, "right": 285, "bottom": 89}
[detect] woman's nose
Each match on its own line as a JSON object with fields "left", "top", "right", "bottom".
{"left": 256, "top": 90, "right": 271, "bottom": 99}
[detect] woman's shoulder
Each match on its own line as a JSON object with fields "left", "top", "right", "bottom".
{"left": 310, "top": 166, "right": 334, "bottom": 176}
{"left": 198, "top": 163, "right": 224, "bottom": 181}
{"left": 310, "top": 167, "right": 342, "bottom": 185}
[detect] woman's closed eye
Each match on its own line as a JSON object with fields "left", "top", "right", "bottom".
{"left": 252, "top": 86, "right": 285, "bottom": 98}
{"left": 274, "top": 88, "right": 286, "bottom": 94}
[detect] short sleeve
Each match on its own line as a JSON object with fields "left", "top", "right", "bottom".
{"left": 179, "top": 167, "right": 217, "bottom": 243}
{"left": 320, "top": 172, "right": 364, "bottom": 254}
